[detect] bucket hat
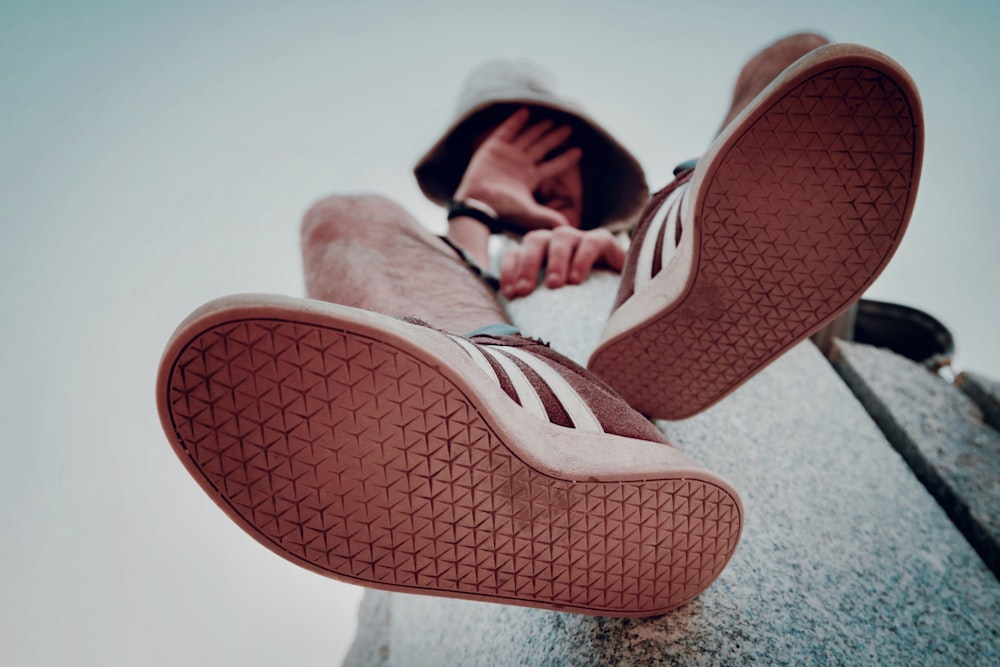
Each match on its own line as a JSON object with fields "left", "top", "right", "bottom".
{"left": 414, "top": 59, "right": 648, "bottom": 230}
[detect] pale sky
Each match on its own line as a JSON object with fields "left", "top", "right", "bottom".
{"left": 2, "top": 1, "right": 998, "bottom": 665}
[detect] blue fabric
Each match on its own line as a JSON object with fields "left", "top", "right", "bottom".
{"left": 673, "top": 157, "right": 699, "bottom": 175}
{"left": 465, "top": 323, "right": 520, "bottom": 338}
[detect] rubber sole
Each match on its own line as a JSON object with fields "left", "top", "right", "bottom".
{"left": 589, "top": 44, "right": 924, "bottom": 420}
{"left": 157, "top": 296, "right": 743, "bottom": 617}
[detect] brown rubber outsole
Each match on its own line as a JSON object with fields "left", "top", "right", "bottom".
{"left": 589, "top": 44, "right": 924, "bottom": 420}
{"left": 157, "top": 296, "right": 743, "bottom": 617}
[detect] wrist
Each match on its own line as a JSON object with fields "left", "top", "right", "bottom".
{"left": 447, "top": 214, "right": 492, "bottom": 269}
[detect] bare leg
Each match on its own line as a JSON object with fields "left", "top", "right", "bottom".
{"left": 300, "top": 193, "right": 510, "bottom": 333}
{"left": 718, "top": 32, "right": 830, "bottom": 132}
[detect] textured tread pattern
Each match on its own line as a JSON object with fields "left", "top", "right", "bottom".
{"left": 591, "top": 66, "right": 920, "bottom": 419}
{"left": 164, "top": 319, "right": 741, "bottom": 616}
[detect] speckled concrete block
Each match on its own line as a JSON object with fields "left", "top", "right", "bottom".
{"left": 957, "top": 371, "right": 1000, "bottom": 432}
{"left": 833, "top": 340, "right": 1000, "bottom": 577}
{"left": 345, "top": 277, "right": 1000, "bottom": 667}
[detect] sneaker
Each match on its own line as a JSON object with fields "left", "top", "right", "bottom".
{"left": 157, "top": 294, "right": 742, "bottom": 617}
{"left": 588, "top": 43, "right": 924, "bottom": 420}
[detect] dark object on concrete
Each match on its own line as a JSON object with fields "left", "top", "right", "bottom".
{"left": 853, "top": 299, "right": 954, "bottom": 370}
{"left": 957, "top": 371, "right": 1000, "bottom": 432}
{"left": 833, "top": 340, "right": 1000, "bottom": 578}
{"left": 810, "top": 302, "right": 858, "bottom": 357}
{"left": 811, "top": 299, "right": 952, "bottom": 370}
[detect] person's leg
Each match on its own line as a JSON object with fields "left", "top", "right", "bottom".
{"left": 718, "top": 32, "right": 831, "bottom": 132}
{"left": 300, "top": 193, "right": 509, "bottom": 333}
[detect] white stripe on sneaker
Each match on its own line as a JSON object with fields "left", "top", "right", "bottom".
{"left": 450, "top": 336, "right": 500, "bottom": 384}
{"left": 660, "top": 182, "right": 688, "bottom": 273}
{"left": 449, "top": 336, "right": 606, "bottom": 433}
{"left": 635, "top": 183, "right": 687, "bottom": 292}
{"left": 501, "top": 347, "right": 603, "bottom": 434}
{"left": 481, "top": 347, "right": 548, "bottom": 421}
{"left": 633, "top": 192, "right": 672, "bottom": 292}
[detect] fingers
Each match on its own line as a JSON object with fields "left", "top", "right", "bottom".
{"left": 514, "top": 119, "right": 555, "bottom": 147}
{"left": 568, "top": 229, "right": 625, "bottom": 283}
{"left": 500, "top": 230, "right": 551, "bottom": 299}
{"left": 499, "top": 246, "right": 520, "bottom": 298}
{"left": 494, "top": 108, "right": 566, "bottom": 151}
{"left": 537, "top": 146, "right": 582, "bottom": 179}
{"left": 492, "top": 107, "right": 532, "bottom": 142}
{"left": 544, "top": 227, "right": 577, "bottom": 288}
{"left": 523, "top": 200, "right": 570, "bottom": 230}
{"left": 499, "top": 229, "right": 626, "bottom": 298}
{"left": 527, "top": 124, "right": 572, "bottom": 160}
{"left": 506, "top": 111, "right": 573, "bottom": 162}
{"left": 513, "top": 230, "right": 550, "bottom": 296}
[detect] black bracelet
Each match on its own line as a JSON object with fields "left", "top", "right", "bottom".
{"left": 438, "top": 235, "right": 501, "bottom": 292}
{"left": 447, "top": 198, "right": 503, "bottom": 233}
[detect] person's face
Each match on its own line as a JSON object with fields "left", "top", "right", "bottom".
{"left": 534, "top": 146, "right": 584, "bottom": 228}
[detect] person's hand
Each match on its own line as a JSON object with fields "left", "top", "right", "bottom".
{"left": 499, "top": 227, "right": 626, "bottom": 299}
{"left": 453, "top": 107, "right": 583, "bottom": 231}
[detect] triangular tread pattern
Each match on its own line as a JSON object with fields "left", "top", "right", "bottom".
{"left": 164, "top": 319, "right": 742, "bottom": 616}
{"left": 591, "top": 65, "right": 920, "bottom": 419}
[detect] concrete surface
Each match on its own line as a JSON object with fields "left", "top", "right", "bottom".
{"left": 834, "top": 340, "right": 1000, "bottom": 577}
{"left": 345, "top": 275, "right": 999, "bottom": 666}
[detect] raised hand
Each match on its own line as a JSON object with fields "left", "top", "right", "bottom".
{"left": 454, "top": 108, "right": 583, "bottom": 231}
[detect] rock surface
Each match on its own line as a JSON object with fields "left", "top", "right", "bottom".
{"left": 833, "top": 340, "right": 1000, "bottom": 577}
{"left": 345, "top": 276, "right": 1000, "bottom": 666}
